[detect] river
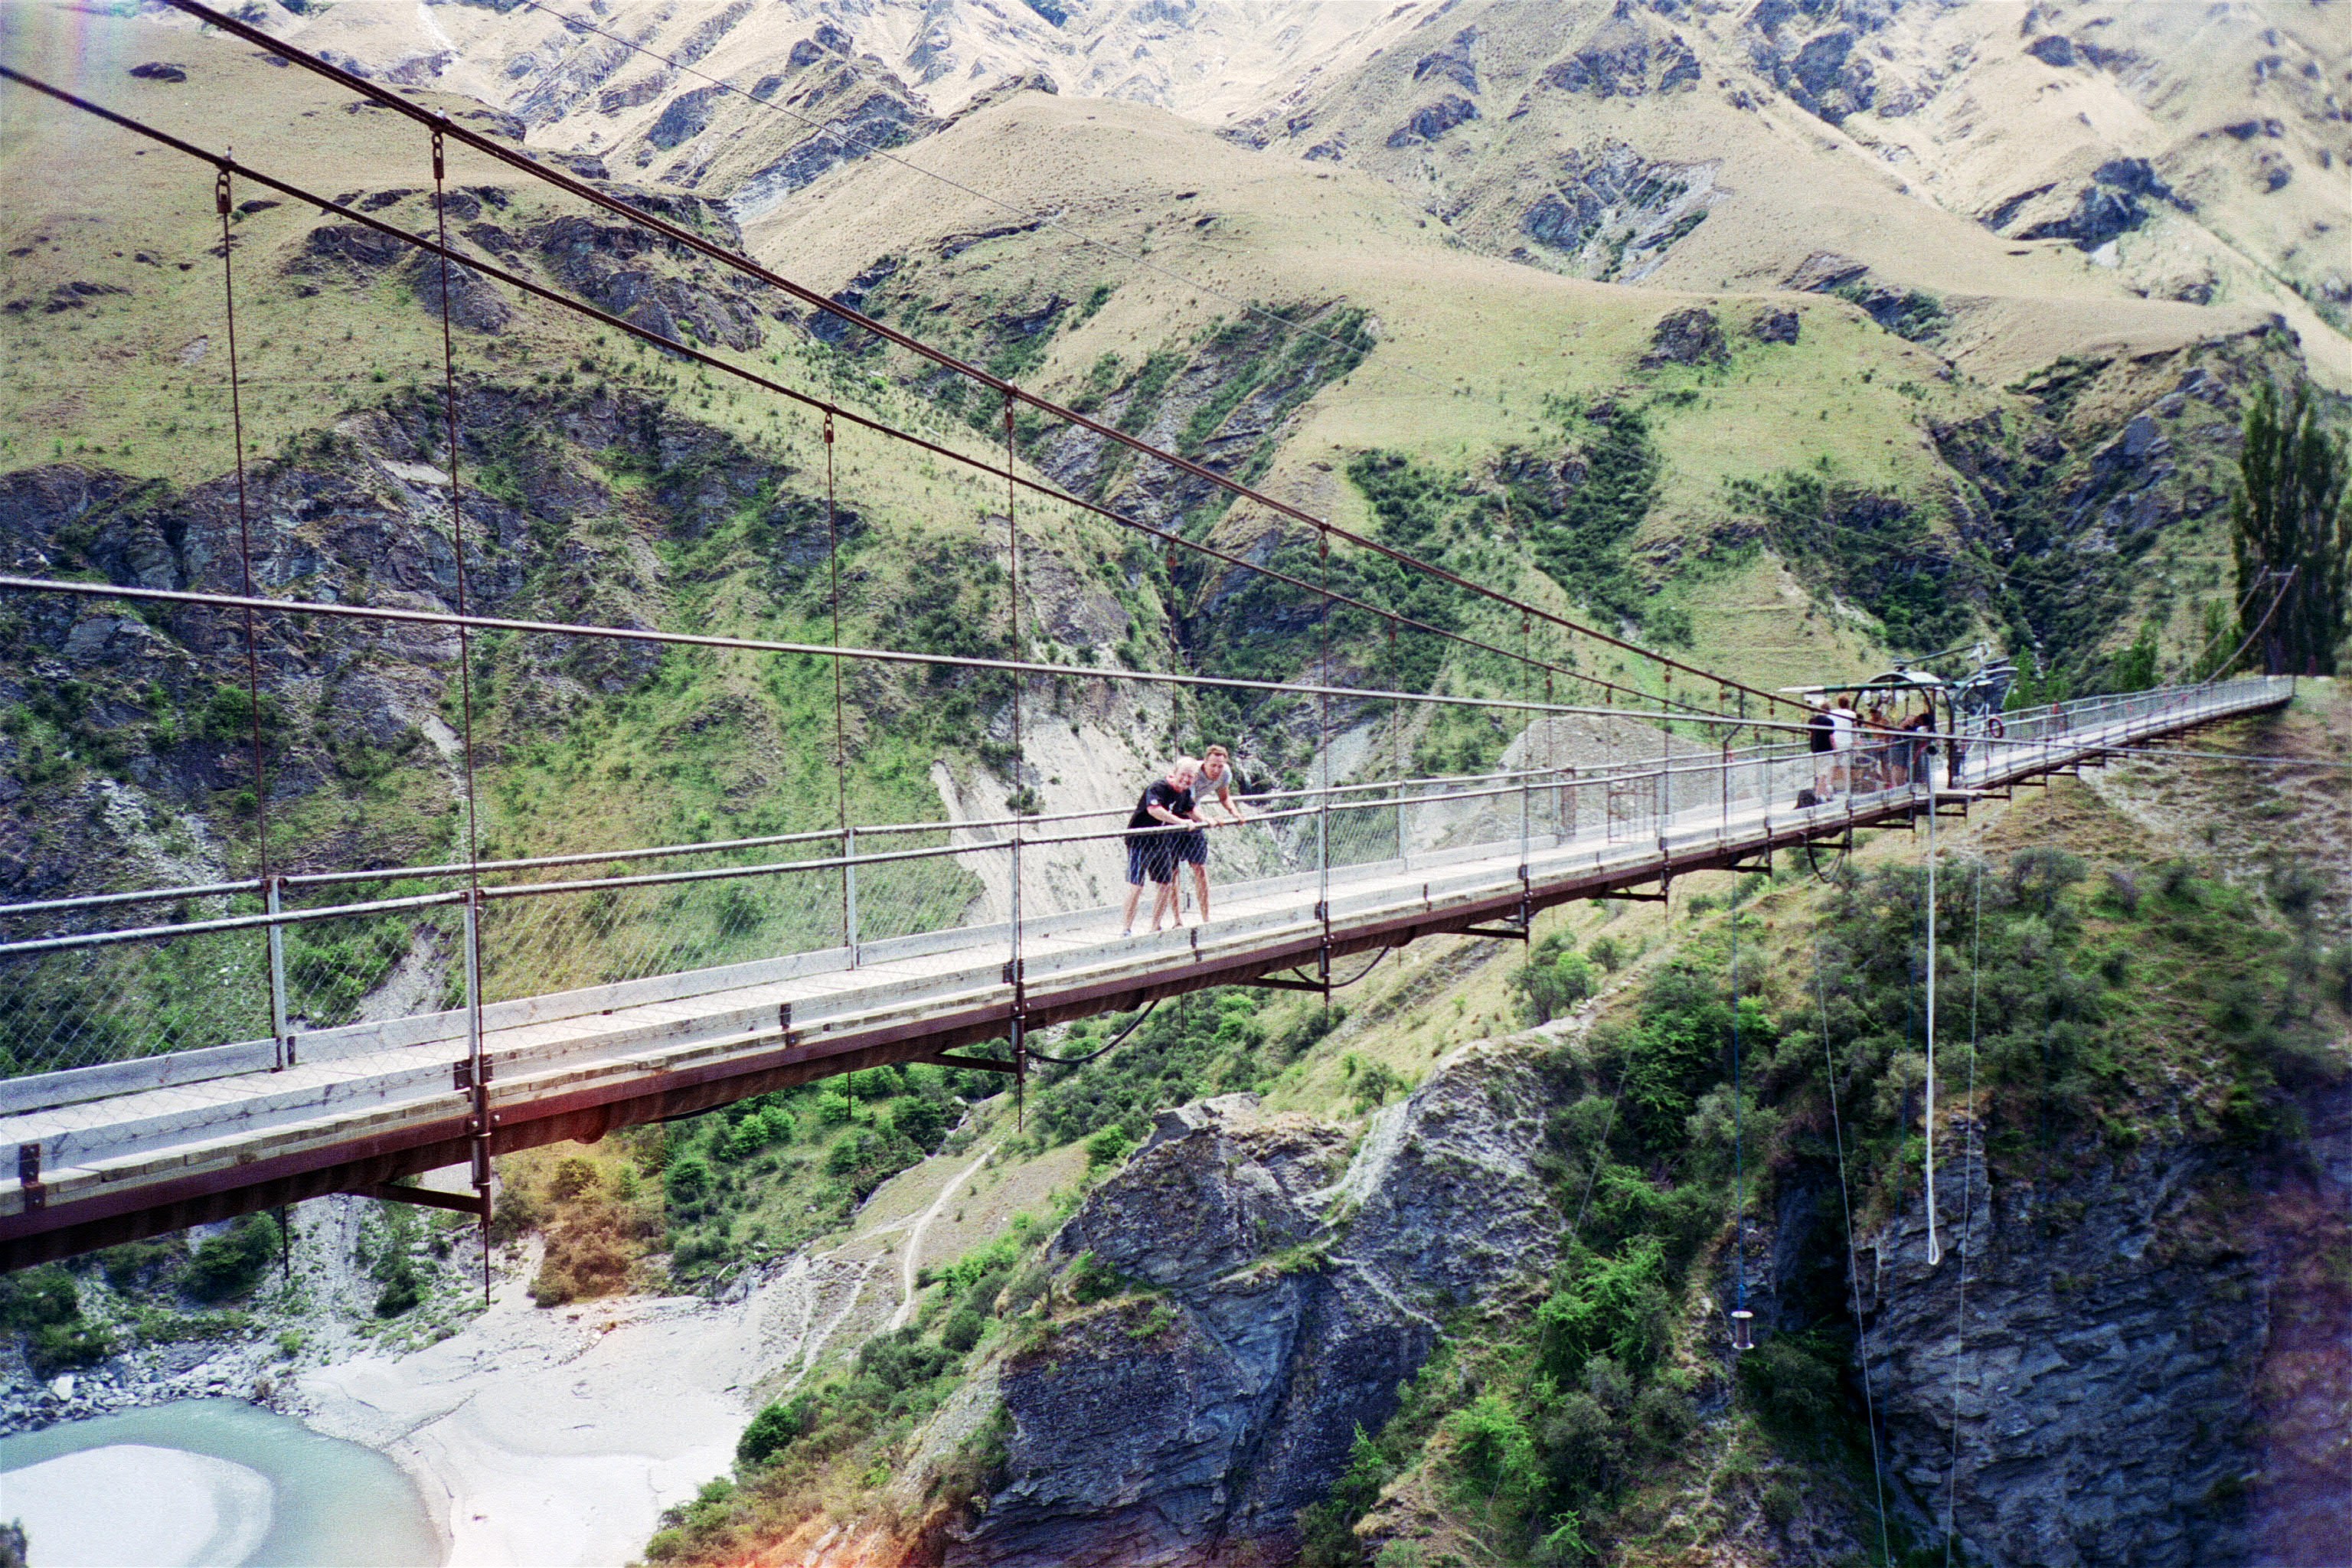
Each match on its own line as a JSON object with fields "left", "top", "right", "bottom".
{"left": 0, "top": 1398, "right": 440, "bottom": 1567}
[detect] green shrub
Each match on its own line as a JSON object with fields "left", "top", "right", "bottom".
{"left": 0, "top": 1266, "right": 80, "bottom": 1330}
{"left": 1065, "top": 1250, "right": 1131, "bottom": 1305}
{"left": 28, "top": 1321, "right": 115, "bottom": 1376}
{"left": 1514, "top": 935, "right": 1597, "bottom": 1024}
{"left": 1442, "top": 1393, "right": 1541, "bottom": 1511}
{"left": 1537, "top": 1390, "right": 1623, "bottom": 1503}
{"left": 665, "top": 1156, "right": 711, "bottom": 1209}
{"left": 98, "top": 1239, "right": 185, "bottom": 1293}
{"left": 737, "top": 1391, "right": 819, "bottom": 1468}
{"left": 185, "top": 1215, "right": 280, "bottom": 1303}
{"left": 1536, "top": 1239, "right": 1671, "bottom": 1379}
{"left": 890, "top": 1096, "right": 948, "bottom": 1152}
{"left": 1083, "top": 1125, "right": 1135, "bottom": 1169}
{"left": 1736, "top": 1328, "right": 1849, "bottom": 1454}
{"left": 550, "top": 1156, "right": 599, "bottom": 1199}
{"left": 1297, "top": 1426, "right": 1393, "bottom": 1567}
{"left": 939, "top": 1305, "right": 987, "bottom": 1352}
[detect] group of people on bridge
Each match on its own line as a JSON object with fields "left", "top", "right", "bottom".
{"left": 1121, "top": 745, "right": 1250, "bottom": 936}
{"left": 1805, "top": 691, "right": 1939, "bottom": 801}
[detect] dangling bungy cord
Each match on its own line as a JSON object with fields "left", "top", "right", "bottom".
{"left": 1817, "top": 939, "right": 1894, "bottom": 1563}
{"left": 1925, "top": 762, "right": 1941, "bottom": 1266}
{"left": 1942, "top": 861, "right": 1986, "bottom": 1564}
{"left": 1730, "top": 867, "right": 1750, "bottom": 1350}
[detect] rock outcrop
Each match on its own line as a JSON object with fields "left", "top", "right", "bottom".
{"left": 956, "top": 1042, "right": 1565, "bottom": 1566}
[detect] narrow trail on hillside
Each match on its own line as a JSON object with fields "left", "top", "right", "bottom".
{"left": 890, "top": 1144, "right": 999, "bottom": 1331}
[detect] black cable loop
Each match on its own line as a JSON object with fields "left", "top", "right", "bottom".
{"left": 1269, "top": 946, "right": 1390, "bottom": 993}
{"left": 1023, "top": 997, "right": 1160, "bottom": 1067}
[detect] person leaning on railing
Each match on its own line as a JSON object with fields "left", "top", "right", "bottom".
{"left": 1121, "top": 759, "right": 1202, "bottom": 937}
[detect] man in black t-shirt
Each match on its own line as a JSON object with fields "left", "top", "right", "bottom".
{"left": 1122, "top": 760, "right": 1200, "bottom": 936}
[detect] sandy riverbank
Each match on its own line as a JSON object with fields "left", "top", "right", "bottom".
{"left": 289, "top": 1142, "right": 1009, "bottom": 1566}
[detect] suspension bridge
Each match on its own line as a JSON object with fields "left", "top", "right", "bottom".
{"left": 0, "top": 5, "right": 2305, "bottom": 1270}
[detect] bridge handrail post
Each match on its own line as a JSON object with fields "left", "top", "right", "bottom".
{"left": 266, "top": 875, "right": 290, "bottom": 1071}
{"left": 464, "top": 887, "right": 488, "bottom": 1193}
{"left": 845, "top": 826, "right": 860, "bottom": 968}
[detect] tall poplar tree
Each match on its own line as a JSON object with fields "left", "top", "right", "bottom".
{"left": 2230, "top": 378, "right": 2350, "bottom": 675}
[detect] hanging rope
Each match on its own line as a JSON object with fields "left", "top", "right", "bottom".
{"left": 1729, "top": 869, "right": 1748, "bottom": 1347}
{"left": 1942, "top": 861, "right": 1986, "bottom": 1564}
{"left": 1023, "top": 997, "right": 1159, "bottom": 1067}
{"left": 1925, "top": 769, "right": 1942, "bottom": 1267}
{"left": 1815, "top": 940, "right": 1893, "bottom": 1563}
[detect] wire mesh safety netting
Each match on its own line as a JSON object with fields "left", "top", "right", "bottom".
{"left": 0, "top": 663, "right": 2289, "bottom": 1095}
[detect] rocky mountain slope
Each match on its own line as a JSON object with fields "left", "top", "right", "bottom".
{"left": 182, "top": 0, "right": 2352, "bottom": 389}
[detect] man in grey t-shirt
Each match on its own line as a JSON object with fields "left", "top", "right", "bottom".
{"left": 1174, "top": 744, "right": 1245, "bottom": 922}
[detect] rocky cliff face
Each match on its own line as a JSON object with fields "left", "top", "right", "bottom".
{"left": 958, "top": 1041, "right": 1565, "bottom": 1566}
{"left": 1857, "top": 1137, "right": 2266, "bottom": 1568}
{"left": 1805, "top": 1086, "right": 2352, "bottom": 1568}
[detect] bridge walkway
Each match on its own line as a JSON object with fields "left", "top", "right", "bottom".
{"left": 0, "top": 677, "right": 2292, "bottom": 1266}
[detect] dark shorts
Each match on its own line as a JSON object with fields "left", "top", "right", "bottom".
{"left": 1175, "top": 828, "right": 1207, "bottom": 866}
{"left": 1125, "top": 837, "right": 1175, "bottom": 886}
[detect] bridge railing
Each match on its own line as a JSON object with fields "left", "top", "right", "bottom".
{"left": 0, "top": 676, "right": 2292, "bottom": 1109}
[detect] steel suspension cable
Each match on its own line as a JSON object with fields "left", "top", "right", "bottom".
{"left": 0, "top": 74, "right": 1690, "bottom": 727}
{"left": 0, "top": 61, "right": 1732, "bottom": 728}
{"left": 1815, "top": 939, "right": 1894, "bottom": 1564}
{"left": 0, "top": 572, "right": 1824, "bottom": 732}
{"left": 2208, "top": 566, "right": 2298, "bottom": 682}
{"left": 149, "top": 3, "right": 1818, "bottom": 731}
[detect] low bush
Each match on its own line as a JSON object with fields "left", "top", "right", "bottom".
{"left": 185, "top": 1215, "right": 280, "bottom": 1303}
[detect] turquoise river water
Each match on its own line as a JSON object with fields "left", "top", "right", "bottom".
{"left": 0, "top": 1397, "right": 439, "bottom": 1567}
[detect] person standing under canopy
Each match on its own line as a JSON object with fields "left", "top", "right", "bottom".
{"left": 1122, "top": 759, "right": 1200, "bottom": 936}
{"left": 1827, "top": 693, "right": 1860, "bottom": 797}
